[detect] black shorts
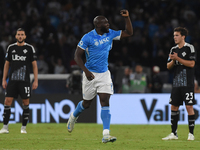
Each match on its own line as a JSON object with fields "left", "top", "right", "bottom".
{"left": 170, "top": 87, "right": 195, "bottom": 106}
{"left": 6, "top": 81, "right": 31, "bottom": 99}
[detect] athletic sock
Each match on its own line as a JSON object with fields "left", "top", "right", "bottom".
{"left": 3, "top": 105, "right": 11, "bottom": 125}
{"left": 22, "top": 105, "right": 29, "bottom": 126}
{"left": 73, "top": 101, "right": 85, "bottom": 117}
{"left": 171, "top": 110, "right": 179, "bottom": 136}
{"left": 188, "top": 115, "right": 195, "bottom": 134}
{"left": 101, "top": 106, "right": 111, "bottom": 131}
{"left": 3, "top": 125, "right": 8, "bottom": 130}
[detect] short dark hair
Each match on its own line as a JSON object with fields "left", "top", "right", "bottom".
{"left": 16, "top": 28, "right": 26, "bottom": 34}
{"left": 174, "top": 27, "right": 188, "bottom": 37}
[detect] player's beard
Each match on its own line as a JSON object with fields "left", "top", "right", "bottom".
{"left": 17, "top": 39, "right": 25, "bottom": 43}
{"left": 100, "top": 26, "right": 109, "bottom": 33}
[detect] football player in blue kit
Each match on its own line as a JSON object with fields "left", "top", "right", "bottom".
{"left": 67, "top": 9, "right": 133, "bottom": 143}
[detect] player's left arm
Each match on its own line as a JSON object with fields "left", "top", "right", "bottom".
{"left": 2, "top": 61, "right": 10, "bottom": 89}
{"left": 170, "top": 52, "right": 195, "bottom": 68}
{"left": 32, "top": 60, "right": 38, "bottom": 90}
{"left": 120, "top": 9, "right": 133, "bottom": 39}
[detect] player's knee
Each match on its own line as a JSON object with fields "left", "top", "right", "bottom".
{"left": 100, "top": 100, "right": 109, "bottom": 107}
{"left": 186, "top": 105, "right": 194, "bottom": 115}
{"left": 23, "top": 102, "right": 29, "bottom": 106}
{"left": 82, "top": 101, "right": 91, "bottom": 109}
{"left": 84, "top": 105, "right": 90, "bottom": 109}
{"left": 171, "top": 105, "right": 179, "bottom": 111}
{"left": 4, "top": 101, "right": 11, "bottom": 106}
{"left": 186, "top": 105, "right": 193, "bottom": 110}
{"left": 22, "top": 99, "right": 29, "bottom": 106}
{"left": 4, "top": 98, "right": 13, "bottom": 105}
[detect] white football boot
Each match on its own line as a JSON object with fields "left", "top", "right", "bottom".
{"left": 0, "top": 127, "right": 9, "bottom": 134}
{"left": 187, "top": 133, "right": 195, "bottom": 141}
{"left": 21, "top": 126, "right": 27, "bottom": 134}
{"left": 162, "top": 133, "right": 178, "bottom": 140}
{"left": 67, "top": 112, "right": 78, "bottom": 133}
{"left": 102, "top": 135, "right": 117, "bottom": 143}
{"left": 102, "top": 129, "right": 117, "bottom": 143}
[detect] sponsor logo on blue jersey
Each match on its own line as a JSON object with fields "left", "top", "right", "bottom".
{"left": 98, "top": 37, "right": 109, "bottom": 45}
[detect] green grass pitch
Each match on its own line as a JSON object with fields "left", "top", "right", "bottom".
{"left": 0, "top": 123, "right": 199, "bottom": 150}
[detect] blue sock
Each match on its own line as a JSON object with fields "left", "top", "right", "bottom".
{"left": 73, "top": 101, "right": 85, "bottom": 117}
{"left": 101, "top": 106, "right": 111, "bottom": 130}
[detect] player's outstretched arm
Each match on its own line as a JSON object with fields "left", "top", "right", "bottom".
{"left": 120, "top": 9, "right": 133, "bottom": 39}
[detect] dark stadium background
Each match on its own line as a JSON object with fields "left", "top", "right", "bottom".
{"left": 0, "top": 0, "right": 200, "bottom": 94}
{"left": 0, "top": 0, "right": 200, "bottom": 124}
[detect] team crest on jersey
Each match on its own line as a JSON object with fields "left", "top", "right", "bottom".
{"left": 182, "top": 52, "right": 186, "bottom": 57}
{"left": 23, "top": 49, "right": 27, "bottom": 54}
{"left": 80, "top": 41, "right": 83, "bottom": 46}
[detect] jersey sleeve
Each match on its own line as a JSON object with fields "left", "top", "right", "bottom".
{"left": 5, "top": 46, "right": 11, "bottom": 62}
{"left": 110, "top": 29, "right": 121, "bottom": 40}
{"left": 188, "top": 45, "right": 196, "bottom": 61}
{"left": 30, "top": 45, "right": 37, "bottom": 62}
{"left": 77, "top": 34, "right": 90, "bottom": 50}
{"left": 167, "top": 47, "right": 173, "bottom": 63}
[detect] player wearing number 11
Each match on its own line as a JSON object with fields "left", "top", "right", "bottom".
{"left": 0, "top": 28, "right": 38, "bottom": 134}
{"left": 162, "top": 27, "right": 196, "bottom": 141}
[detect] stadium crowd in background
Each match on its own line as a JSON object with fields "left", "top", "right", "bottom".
{"left": 0, "top": 0, "right": 200, "bottom": 93}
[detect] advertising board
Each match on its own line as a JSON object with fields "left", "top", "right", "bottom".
{"left": 0, "top": 94, "right": 96, "bottom": 123}
{"left": 97, "top": 94, "right": 200, "bottom": 124}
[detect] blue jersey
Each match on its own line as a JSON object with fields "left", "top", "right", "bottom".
{"left": 78, "top": 29, "right": 121, "bottom": 73}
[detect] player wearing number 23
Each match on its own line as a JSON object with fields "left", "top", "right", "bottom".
{"left": 162, "top": 27, "right": 196, "bottom": 141}
{"left": 0, "top": 28, "right": 38, "bottom": 134}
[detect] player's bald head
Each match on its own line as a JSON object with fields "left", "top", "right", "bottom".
{"left": 93, "top": 16, "right": 107, "bottom": 28}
